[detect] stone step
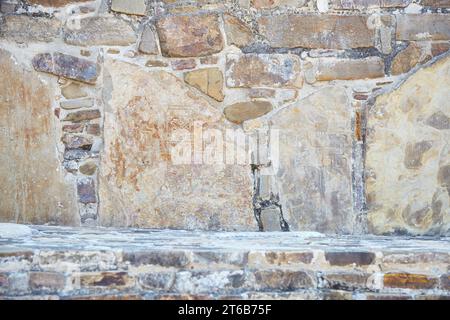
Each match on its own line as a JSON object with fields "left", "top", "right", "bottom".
{"left": 0, "top": 226, "right": 449, "bottom": 299}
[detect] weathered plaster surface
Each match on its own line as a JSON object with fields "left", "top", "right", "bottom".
{"left": 99, "top": 59, "right": 256, "bottom": 230}
{"left": 0, "top": 49, "right": 78, "bottom": 225}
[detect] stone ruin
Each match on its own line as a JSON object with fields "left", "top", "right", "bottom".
{"left": 0, "top": 0, "right": 449, "bottom": 300}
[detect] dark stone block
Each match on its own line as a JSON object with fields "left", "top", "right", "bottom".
{"left": 139, "top": 272, "right": 175, "bottom": 290}
{"left": 123, "top": 251, "right": 190, "bottom": 268}
{"left": 254, "top": 270, "right": 314, "bottom": 290}
{"left": 77, "top": 178, "right": 96, "bottom": 204}
{"left": 29, "top": 272, "right": 65, "bottom": 292}
{"left": 62, "top": 134, "right": 93, "bottom": 150}
{"left": 325, "top": 251, "right": 375, "bottom": 266}
{"left": 32, "top": 52, "right": 99, "bottom": 84}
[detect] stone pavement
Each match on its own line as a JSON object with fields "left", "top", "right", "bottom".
{"left": 0, "top": 225, "right": 449, "bottom": 300}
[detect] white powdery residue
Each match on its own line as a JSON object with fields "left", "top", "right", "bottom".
{"left": 415, "top": 32, "right": 432, "bottom": 40}
{"left": 316, "top": 0, "right": 329, "bottom": 13}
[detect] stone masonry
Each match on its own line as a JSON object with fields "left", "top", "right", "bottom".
{"left": 1, "top": 225, "right": 450, "bottom": 300}
{"left": 0, "top": 0, "right": 449, "bottom": 236}
{"left": 1, "top": 0, "right": 450, "bottom": 301}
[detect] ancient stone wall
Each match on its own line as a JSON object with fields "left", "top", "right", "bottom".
{"left": 0, "top": 0, "right": 449, "bottom": 235}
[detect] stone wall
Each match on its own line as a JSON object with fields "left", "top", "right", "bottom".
{"left": 0, "top": 0, "right": 449, "bottom": 235}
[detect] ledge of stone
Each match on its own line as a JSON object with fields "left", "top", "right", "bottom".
{"left": 1, "top": 225, "right": 449, "bottom": 300}
{"left": 0, "top": 223, "right": 34, "bottom": 239}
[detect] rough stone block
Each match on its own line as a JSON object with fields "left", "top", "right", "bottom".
{"left": 60, "top": 98, "right": 94, "bottom": 110}
{"left": 224, "top": 101, "right": 273, "bottom": 124}
{"left": 322, "top": 290, "right": 354, "bottom": 300}
{"left": 384, "top": 273, "right": 438, "bottom": 289}
{"left": 320, "top": 272, "right": 370, "bottom": 290}
{"left": 32, "top": 52, "right": 99, "bottom": 84}
{"left": 248, "top": 251, "right": 313, "bottom": 267}
{"left": 156, "top": 14, "right": 223, "bottom": 57}
{"left": 191, "top": 251, "right": 248, "bottom": 267}
{"left": 363, "top": 293, "right": 413, "bottom": 300}
{"left": 26, "top": 0, "right": 82, "bottom": 6}
{"left": 1, "top": 1, "right": 17, "bottom": 13}
{"left": 0, "top": 273, "right": 9, "bottom": 290}
{"left": 184, "top": 68, "right": 224, "bottom": 101}
{"left": 253, "top": 270, "right": 314, "bottom": 290}
{"left": 139, "top": 272, "right": 176, "bottom": 290}
{"left": 431, "top": 42, "right": 450, "bottom": 57}
{"left": 79, "top": 161, "right": 97, "bottom": 175}
{"left": 37, "top": 251, "right": 118, "bottom": 272}
{"left": 78, "top": 272, "right": 134, "bottom": 288}
{"left": 64, "top": 16, "right": 136, "bottom": 46}
{"left": 258, "top": 14, "right": 376, "bottom": 49}
{"left": 396, "top": 14, "right": 450, "bottom": 41}
{"left": 391, "top": 42, "right": 450, "bottom": 75}
{"left": 77, "top": 178, "right": 96, "bottom": 204}
{"left": 61, "top": 82, "right": 89, "bottom": 99}
{"left": 249, "top": 88, "right": 276, "bottom": 99}
{"left": 63, "top": 110, "right": 101, "bottom": 122}
{"left": 315, "top": 57, "right": 385, "bottom": 80}
{"left": 174, "top": 270, "right": 247, "bottom": 294}
{"left": 123, "top": 251, "right": 190, "bottom": 267}
{"left": 440, "top": 274, "right": 450, "bottom": 290}
{"left": 391, "top": 43, "right": 429, "bottom": 75}
{"left": 170, "top": 59, "right": 196, "bottom": 70}
{"left": 111, "top": 0, "right": 146, "bottom": 15}
{"left": 63, "top": 149, "right": 89, "bottom": 161}
{"left": 325, "top": 252, "right": 375, "bottom": 266}
{"left": 226, "top": 54, "right": 302, "bottom": 88}
{"left": 251, "top": 0, "right": 306, "bottom": 8}
{"left": 200, "top": 56, "right": 219, "bottom": 65}
{"left": 330, "top": 0, "right": 412, "bottom": 9}
{"left": 62, "top": 134, "right": 93, "bottom": 150}
{"left": 422, "top": 0, "right": 450, "bottom": 7}
{"left": 260, "top": 209, "right": 282, "bottom": 231}
{"left": 382, "top": 252, "right": 450, "bottom": 265}
{"left": 29, "top": 272, "right": 65, "bottom": 292}
{"left": 138, "top": 24, "right": 159, "bottom": 55}
{"left": 414, "top": 294, "right": 450, "bottom": 300}
{"left": 0, "top": 15, "right": 60, "bottom": 42}
{"left": 86, "top": 123, "right": 101, "bottom": 136}
{"left": 366, "top": 55, "right": 450, "bottom": 235}
{"left": 223, "top": 14, "right": 253, "bottom": 48}
{"left": 268, "top": 87, "right": 354, "bottom": 233}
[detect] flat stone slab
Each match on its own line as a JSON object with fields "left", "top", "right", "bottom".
{"left": 0, "top": 224, "right": 33, "bottom": 239}
{"left": 1, "top": 225, "right": 449, "bottom": 252}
